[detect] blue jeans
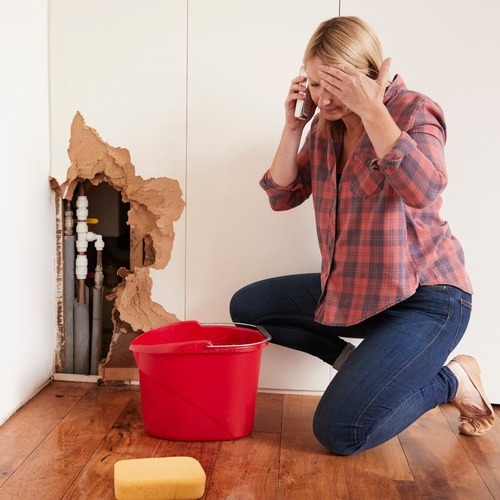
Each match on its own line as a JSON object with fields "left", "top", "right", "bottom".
{"left": 230, "top": 273, "right": 472, "bottom": 455}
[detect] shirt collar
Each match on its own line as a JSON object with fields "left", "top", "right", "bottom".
{"left": 384, "top": 74, "right": 406, "bottom": 103}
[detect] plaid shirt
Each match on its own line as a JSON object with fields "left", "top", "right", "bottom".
{"left": 260, "top": 75, "right": 472, "bottom": 326}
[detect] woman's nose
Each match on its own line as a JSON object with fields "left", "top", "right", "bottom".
{"left": 319, "top": 89, "right": 332, "bottom": 106}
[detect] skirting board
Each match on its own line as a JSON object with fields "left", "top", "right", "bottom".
{"left": 51, "top": 373, "right": 323, "bottom": 395}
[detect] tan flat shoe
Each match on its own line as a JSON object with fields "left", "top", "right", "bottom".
{"left": 450, "top": 355, "right": 495, "bottom": 436}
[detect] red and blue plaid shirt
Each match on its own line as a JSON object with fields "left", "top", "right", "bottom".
{"left": 260, "top": 75, "right": 472, "bottom": 326}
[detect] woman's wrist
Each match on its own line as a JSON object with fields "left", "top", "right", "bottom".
{"left": 362, "top": 104, "right": 402, "bottom": 159}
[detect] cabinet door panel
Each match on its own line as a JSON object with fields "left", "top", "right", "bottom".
{"left": 187, "top": 0, "right": 338, "bottom": 391}
{"left": 50, "top": 0, "right": 188, "bottom": 318}
{"left": 341, "top": 0, "right": 500, "bottom": 401}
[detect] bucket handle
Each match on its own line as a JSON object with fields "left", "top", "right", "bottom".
{"left": 130, "top": 340, "right": 210, "bottom": 354}
{"left": 203, "top": 323, "right": 271, "bottom": 349}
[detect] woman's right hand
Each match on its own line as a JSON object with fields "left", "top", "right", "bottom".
{"left": 269, "top": 75, "right": 313, "bottom": 187}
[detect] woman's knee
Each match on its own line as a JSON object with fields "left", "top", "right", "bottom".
{"left": 229, "top": 288, "right": 244, "bottom": 322}
{"left": 230, "top": 276, "right": 282, "bottom": 323}
{"left": 229, "top": 283, "right": 259, "bottom": 323}
{"left": 312, "top": 402, "right": 364, "bottom": 456}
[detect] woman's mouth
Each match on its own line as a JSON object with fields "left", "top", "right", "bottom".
{"left": 320, "top": 107, "right": 341, "bottom": 115}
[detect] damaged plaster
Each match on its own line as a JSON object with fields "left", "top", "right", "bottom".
{"left": 50, "top": 112, "right": 184, "bottom": 377}
{"left": 109, "top": 266, "right": 179, "bottom": 333}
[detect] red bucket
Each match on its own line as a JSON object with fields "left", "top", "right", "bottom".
{"left": 130, "top": 321, "right": 270, "bottom": 441}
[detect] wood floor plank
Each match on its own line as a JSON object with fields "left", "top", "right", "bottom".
{"left": 253, "top": 392, "right": 283, "bottom": 433}
{"left": 205, "top": 432, "right": 280, "bottom": 499}
{"left": 399, "top": 406, "right": 494, "bottom": 499}
{"left": 344, "top": 435, "right": 414, "bottom": 481}
{"left": 0, "top": 382, "right": 91, "bottom": 488}
{"left": 0, "top": 385, "right": 135, "bottom": 500}
{"left": 347, "top": 477, "right": 422, "bottom": 499}
{"left": 279, "top": 394, "right": 348, "bottom": 499}
{"left": 440, "top": 403, "right": 500, "bottom": 499}
{"left": 61, "top": 390, "right": 160, "bottom": 500}
{"left": 39, "top": 381, "right": 94, "bottom": 397}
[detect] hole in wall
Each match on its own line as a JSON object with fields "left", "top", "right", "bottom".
{"left": 51, "top": 112, "right": 185, "bottom": 381}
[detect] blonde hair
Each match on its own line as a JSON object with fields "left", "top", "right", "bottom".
{"left": 303, "top": 16, "right": 384, "bottom": 135}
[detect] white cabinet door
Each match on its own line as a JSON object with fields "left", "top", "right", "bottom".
{"left": 341, "top": 0, "right": 500, "bottom": 402}
{"left": 186, "top": 0, "right": 339, "bottom": 392}
{"left": 49, "top": 0, "right": 188, "bottom": 318}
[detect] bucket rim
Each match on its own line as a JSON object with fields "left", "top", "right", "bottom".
{"left": 129, "top": 321, "right": 271, "bottom": 354}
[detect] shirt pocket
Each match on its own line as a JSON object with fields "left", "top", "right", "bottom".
{"left": 349, "top": 153, "right": 385, "bottom": 199}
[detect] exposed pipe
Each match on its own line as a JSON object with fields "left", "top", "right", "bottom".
{"left": 70, "top": 183, "right": 107, "bottom": 375}
{"left": 74, "top": 183, "right": 90, "bottom": 374}
{"left": 75, "top": 183, "right": 89, "bottom": 303}
{"left": 63, "top": 200, "right": 75, "bottom": 373}
{"left": 89, "top": 232, "right": 105, "bottom": 375}
{"left": 73, "top": 293, "right": 90, "bottom": 374}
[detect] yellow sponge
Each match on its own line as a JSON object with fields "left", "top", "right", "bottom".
{"left": 114, "top": 456, "right": 206, "bottom": 500}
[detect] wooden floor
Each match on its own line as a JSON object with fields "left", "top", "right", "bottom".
{"left": 0, "top": 381, "right": 499, "bottom": 499}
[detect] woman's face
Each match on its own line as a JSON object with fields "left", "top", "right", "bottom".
{"left": 305, "top": 55, "right": 354, "bottom": 122}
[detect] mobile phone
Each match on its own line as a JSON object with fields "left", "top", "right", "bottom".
{"left": 294, "top": 82, "right": 313, "bottom": 120}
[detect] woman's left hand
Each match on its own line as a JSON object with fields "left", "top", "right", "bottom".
{"left": 318, "top": 58, "right": 392, "bottom": 119}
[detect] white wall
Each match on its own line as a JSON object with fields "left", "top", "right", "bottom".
{"left": 0, "top": 0, "right": 55, "bottom": 424}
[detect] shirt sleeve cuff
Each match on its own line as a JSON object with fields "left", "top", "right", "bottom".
{"left": 260, "top": 170, "right": 301, "bottom": 191}
{"left": 372, "top": 131, "right": 415, "bottom": 170}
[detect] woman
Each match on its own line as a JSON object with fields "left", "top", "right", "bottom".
{"left": 230, "top": 16, "right": 495, "bottom": 455}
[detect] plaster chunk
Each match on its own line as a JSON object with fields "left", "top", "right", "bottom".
{"left": 108, "top": 267, "right": 178, "bottom": 333}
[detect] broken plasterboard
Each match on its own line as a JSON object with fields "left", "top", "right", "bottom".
{"left": 50, "top": 112, "right": 185, "bottom": 379}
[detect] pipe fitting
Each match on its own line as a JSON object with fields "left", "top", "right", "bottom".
{"left": 75, "top": 254, "right": 88, "bottom": 280}
{"left": 87, "top": 232, "right": 105, "bottom": 251}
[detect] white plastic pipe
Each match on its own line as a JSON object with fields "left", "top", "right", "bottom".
{"left": 87, "top": 231, "right": 104, "bottom": 249}
{"left": 75, "top": 254, "right": 88, "bottom": 282}
{"left": 75, "top": 195, "right": 89, "bottom": 280}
